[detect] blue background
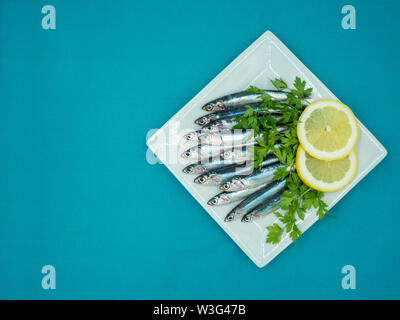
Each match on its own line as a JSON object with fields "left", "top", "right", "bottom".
{"left": 0, "top": 0, "right": 398, "bottom": 299}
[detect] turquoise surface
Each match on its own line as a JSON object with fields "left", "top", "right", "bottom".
{"left": 0, "top": 0, "right": 398, "bottom": 299}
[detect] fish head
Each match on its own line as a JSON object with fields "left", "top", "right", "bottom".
{"left": 195, "top": 124, "right": 217, "bottom": 135}
{"left": 194, "top": 115, "right": 211, "bottom": 126}
{"left": 182, "top": 164, "right": 195, "bottom": 174}
{"left": 199, "top": 133, "right": 220, "bottom": 145}
{"left": 202, "top": 101, "right": 225, "bottom": 112}
{"left": 207, "top": 196, "right": 220, "bottom": 206}
{"left": 199, "top": 133, "right": 212, "bottom": 144}
{"left": 183, "top": 164, "right": 197, "bottom": 174}
{"left": 204, "top": 120, "right": 228, "bottom": 133}
{"left": 202, "top": 103, "right": 216, "bottom": 112}
{"left": 220, "top": 178, "right": 243, "bottom": 192}
{"left": 220, "top": 181, "right": 233, "bottom": 192}
{"left": 207, "top": 193, "right": 229, "bottom": 206}
{"left": 200, "top": 125, "right": 213, "bottom": 133}
{"left": 224, "top": 208, "right": 242, "bottom": 222}
{"left": 221, "top": 150, "right": 234, "bottom": 160}
{"left": 183, "top": 132, "right": 199, "bottom": 142}
{"left": 224, "top": 212, "right": 236, "bottom": 222}
{"left": 181, "top": 147, "right": 199, "bottom": 160}
{"left": 221, "top": 149, "right": 248, "bottom": 161}
{"left": 241, "top": 213, "right": 254, "bottom": 223}
{"left": 194, "top": 173, "right": 212, "bottom": 185}
{"left": 183, "top": 164, "right": 206, "bottom": 174}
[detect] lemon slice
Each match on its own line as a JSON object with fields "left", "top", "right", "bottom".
{"left": 297, "top": 100, "right": 359, "bottom": 160}
{"left": 296, "top": 146, "right": 357, "bottom": 192}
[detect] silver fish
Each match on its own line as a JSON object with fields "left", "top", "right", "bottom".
{"left": 183, "top": 119, "right": 236, "bottom": 142}
{"left": 194, "top": 163, "right": 254, "bottom": 186}
{"left": 207, "top": 118, "right": 239, "bottom": 130}
{"left": 183, "top": 131, "right": 203, "bottom": 142}
{"left": 225, "top": 179, "right": 286, "bottom": 222}
{"left": 207, "top": 184, "right": 268, "bottom": 206}
{"left": 199, "top": 129, "right": 255, "bottom": 146}
{"left": 194, "top": 104, "right": 281, "bottom": 126}
{"left": 181, "top": 145, "right": 222, "bottom": 161}
{"left": 221, "top": 142, "right": 282, "bottom": 162}
{"left": 202, "top": 90, "right": 289, "bottom": 112}
{"left": 220, "top": 162, "right": 285, "bottom": 192}
{"left": 182, "top": 158, "right": 245, "bottom": 175}
{"left": 181, "top": 143, "right": 254, "bottom": 161}
{"left": 241, "top": 188, "right": 286, "bottom": 222}
{"left": 194, "top": 156, "right": 278, "bottom": 186}
{"left": 220, "top": 147, "right": 254, "bottom": 162}
{"left": 200, "top": 126, "right": 288, "bottom": 146}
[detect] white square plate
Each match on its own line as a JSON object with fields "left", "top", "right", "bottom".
{"left": 146, "top": 31, "right": 387, "bottom": 267}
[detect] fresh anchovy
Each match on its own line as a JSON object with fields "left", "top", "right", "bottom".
{"left": 194, "top": 163, "right": 254, "bottom": 186}
{"left": 181, "top": 143, "right": 254, "bottom": 161}
{"left": 194, "top": 156, "right": 278, "bottom": 186}
{"left": 199, "top": 129, "right": 254, "bottom": 146}
{"left": 194, "top": 104, "right": 281, "bottom": 126}
{"left": 183, "top": 119, "right": 236, "bottom": 142}
{"left": 182, "top": 157, "right": 245, "bottom": 175}
{"left": 221, "top": 142, "right": 282, "bottom": 162}
{"left": 207, "top": 184, "right": 268, "bottom": 206}
{"left": 220, "top": 162, "right": 285, "bottom": 192}
{"left": 207, "top": 118, "right": 239, "bottom": 130}
{"left": 225, "top": 179, "right": 286, "bottom": 222}
{"left": 220, "top": 147, "right": 254, "bottom": 162}
{"left": 199, "top": 126, "right": 288, "bottom": 146}
{"left": 181, "top": 145, "right": 223, "bottom": 161}
{"left": 241, "top": 188, "right": 286, "bottom": 222}
{"left": 202, "top": 90, "right": 289, "bottom": 112}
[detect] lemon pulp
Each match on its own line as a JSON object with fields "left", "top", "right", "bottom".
{"left": 296, "top": 146, "right": 357, "bottom": 192}
{"left": 305, "top": 106, "right": 352, "bottom": 152}
{"left": 297, "top": 100, "right": 359, "bottom": 160}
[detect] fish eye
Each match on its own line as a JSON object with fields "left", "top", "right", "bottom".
{"left": 223, "top": 183, "right": 230, "bottom": 190}
{"left": 199, "top": 177, "right": 205, "bottom": 183}
{"left": 244, "top": 216, "right": 250, "bottom": 222}
{"left": 206, "top": 105, "right": 213, "bottom": 111}
{"left": 227, "top": 215, "right": 233, "bottom": 221}
{"left": 211, "top": 198, "right": 217, "bottom": 204}
{"left": 185, "top": 152, "right": 191, "bottom": 157}
{"left": 186, "top": 134, "right": 192, "bottom": 140}
{"left": 223, "top": 151, "right": 230, "bottom": 158}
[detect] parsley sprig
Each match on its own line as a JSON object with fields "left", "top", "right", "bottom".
{"left": 233, "top": 77, "right": 330, "bottom": 244}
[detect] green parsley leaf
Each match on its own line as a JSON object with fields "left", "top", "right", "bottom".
{"left": 245, "top": 85, "right": 265, "bottom": 94}
{"left": 289, "top": 225, "right": 302, "bottom": 242}
{"left": 266, "top": 224, "right": 284, "bottom": 244}
{"left": 273, "top": 166, "right": 290, "bottom": 181}
{"left": 271, "top": 78, "right": 288, "bottom": 90}
{"left": 243, "top": 106, "right": 255, "bottom": 117}
{"left": 291, "top": 76, "right": 312, "bottom": 98}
